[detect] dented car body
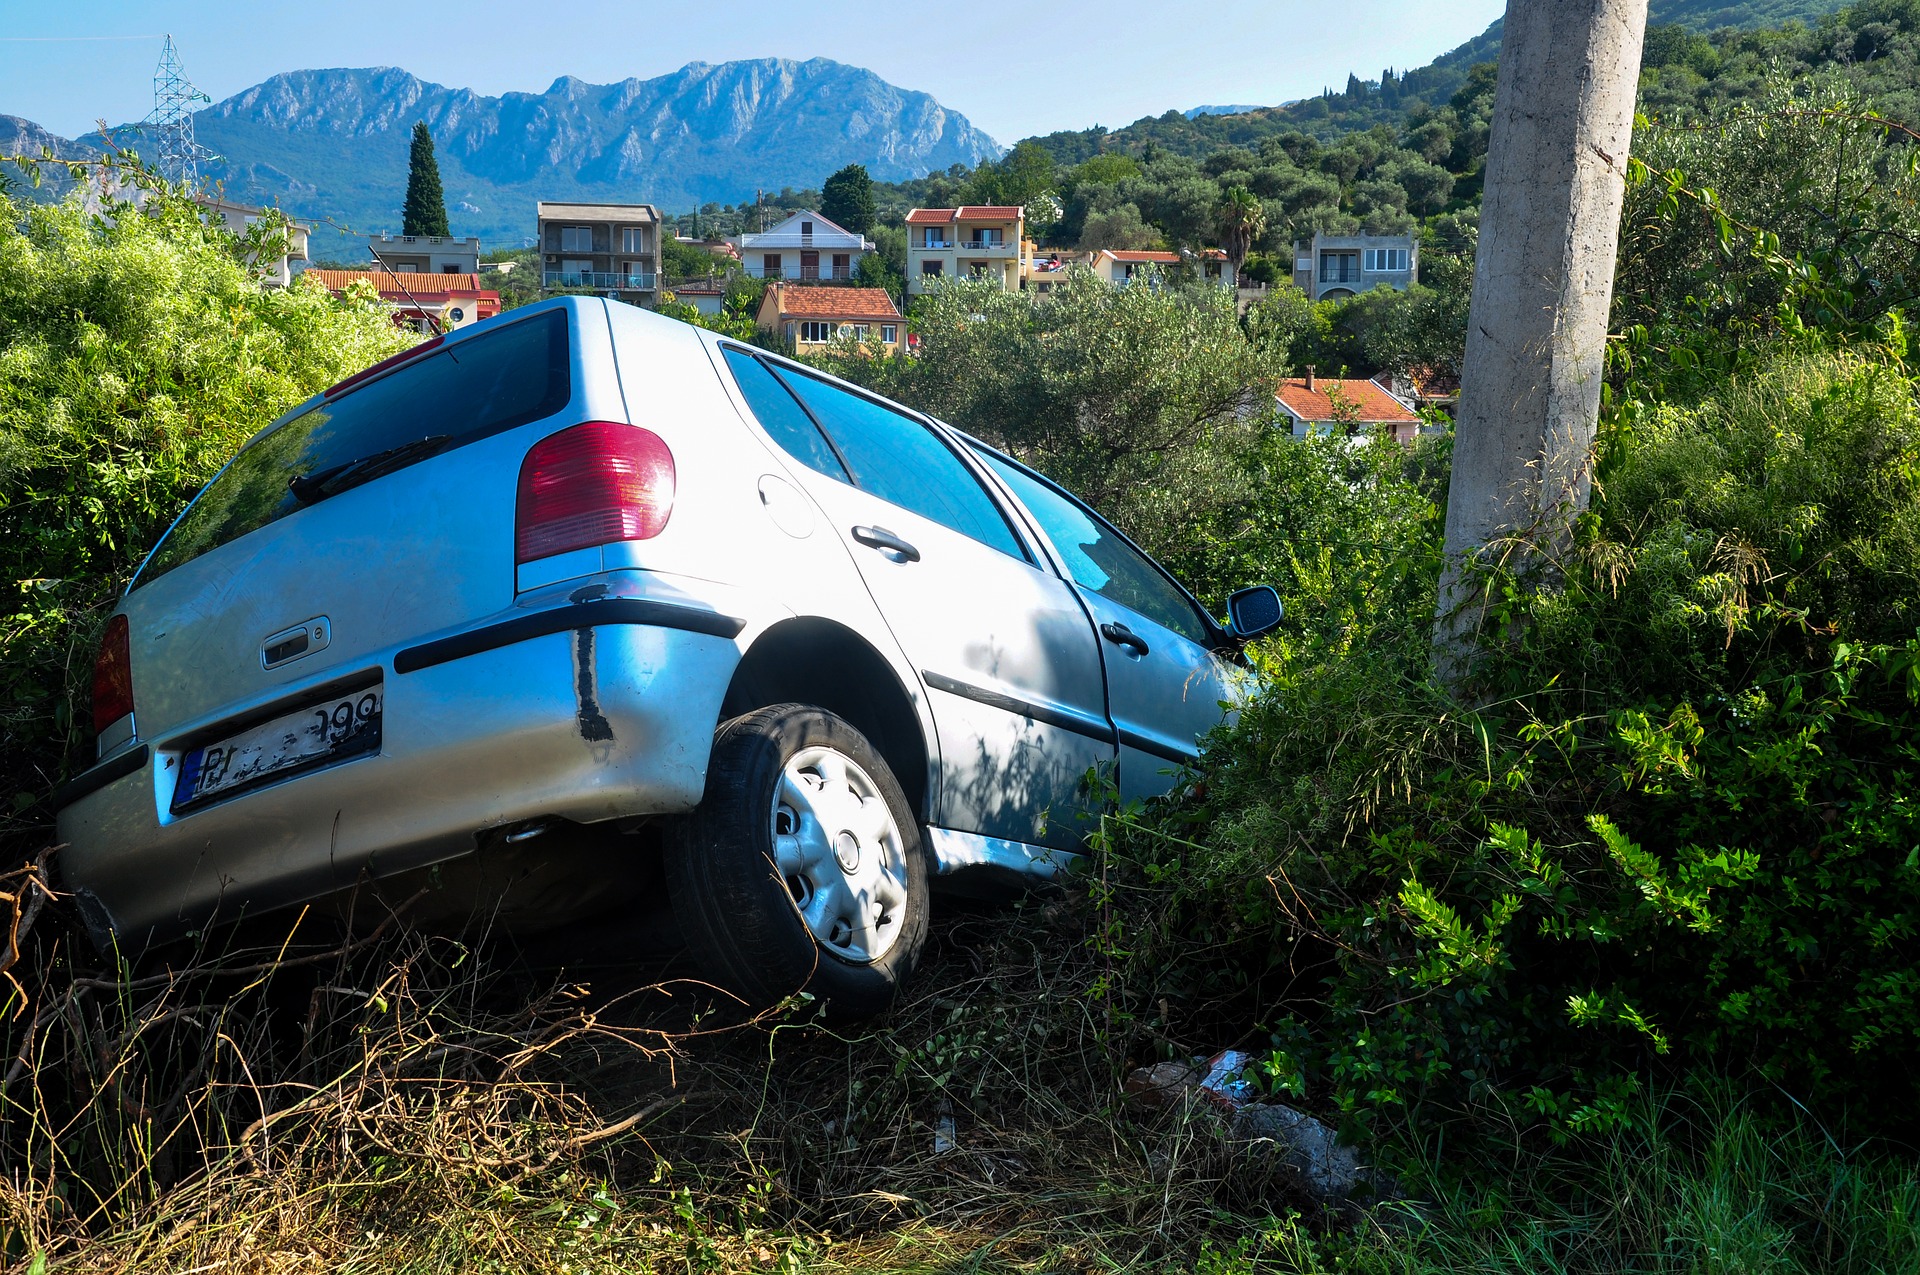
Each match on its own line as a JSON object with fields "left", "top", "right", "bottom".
{"left": 54, "top": 297, "right": 1277, "bottom": 981}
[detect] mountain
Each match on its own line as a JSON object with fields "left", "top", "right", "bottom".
{"left": 0, "top": 114, "right": 92, "bottom": 161}
{"left": 5, "top": 60, "right": 999, "bottom": 253}
{"left": 1184, "top": 104, "right": 1266, "bottom": 119}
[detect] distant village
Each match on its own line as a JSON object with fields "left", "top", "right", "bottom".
{"left": 207, "top": 153, "right": 1443, "bottom": 440}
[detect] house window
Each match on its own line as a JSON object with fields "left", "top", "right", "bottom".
{"left": 1320, "top": 252, "right": 1358, "bottom": 282}
{"left": 921, "top": 227, "right": 946, "bottom": 248}
{"left": 1363, "top": 248, "right": 1409, "bottom": 272}
{"left": 921, "top": 260, "right": 944, "bottom": 276}
{"left": 397, "top": 263, "right": 418, "bottom": 272}
{"left": 621, "top": 227, "right": 650, "bottom": 254}
{"left": 832, "top": 253, "right": 851, "bottom": 279}
{"left": 799, "top": 321, "right": 833, "bottom": 343}
{"left": 881, "top": 324, "right": 897, "bottom": 343}
{"left": 967, "top": 228, "right": 1001, "bottom": 246}
{"left": 838, "top": 324, "right": 869, "bottom": 340}
{"left": 801, "top": 221, "right": 813, "bottom": 237}
{"left": 559, "top": 225, "right": 593, "bottom": 252}
{"left": 762, "top": 253, "right": 782, "bottom": 278}
{"left": 442, "top": 264, "right": 461, "bottom": 274}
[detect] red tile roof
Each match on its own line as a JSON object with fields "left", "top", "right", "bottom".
{"left": 1102, "top": 250, "right": 1181, "bottom": 263}
{"left": 905, "top": 205, "right": 1025, "bottom": 225}
{"left": 305, "top": 268, "right": 489, "bottom": 297}
{"left": 769, "top": 285, "right": 902, "bottom": 320}
{"left": 1275, "top": 377, "right": 1418, "bottom": 423}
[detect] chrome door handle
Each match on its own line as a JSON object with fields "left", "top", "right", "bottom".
{"left": 1100, "top": 622, "right": 1150, "bottom": 656}
{"left": 851, "top": 525, "right": 921, "bottom": 562}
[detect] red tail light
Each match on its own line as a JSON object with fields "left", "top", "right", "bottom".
{"left": 92, "top": 613, "right": 134, "bottom": 735}
{"left": 515, "top": 421, "right": 676, "bottom": 565}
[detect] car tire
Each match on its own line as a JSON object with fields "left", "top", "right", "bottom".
{"left": 665, "top": 703, "right": 929, "bottom": 1020}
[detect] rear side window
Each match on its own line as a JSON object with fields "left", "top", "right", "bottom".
{"left": 139, "top": 310, "right": 570, "bottom": 584}
{"left": 721, "top": 347, "right": 849, "bottom": 482}
{"left": 771, "top": 367, "right": 1028, "bottom": 562}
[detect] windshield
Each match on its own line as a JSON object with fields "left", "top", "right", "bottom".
{"left": 139, "top": 309, "right": 570, "bottom": 585}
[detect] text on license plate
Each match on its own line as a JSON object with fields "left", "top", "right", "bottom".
{"left": 175, "top": 687, "right": 382, "bottom": 808}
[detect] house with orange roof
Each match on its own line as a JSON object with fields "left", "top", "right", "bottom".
{"left": 305, "top": 268, "right": 501, "bottom": 334}
{"left": 756, "top": 284, "right": 903, "bottom": 351}
{"left": 1079, "top": 247, "right": 1237, "bottom": 289}
{"left": 1274, "top": 369, "right": 1424, "bottom": 443}
{"left": 905, "top": 206, "right": 1026, "bottom": 295}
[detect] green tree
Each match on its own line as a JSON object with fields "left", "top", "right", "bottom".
{"left": 401, "top": 121, "right": 451, "bottom": 238}
{"left": 1216, "top": 185, "right": 1265, "bottom": 278}
{"left": 820, "top": 163, "right": 875, "bottom": 234}
{"left": 1077, "top": 204, "right": 1159, "bottom": 252}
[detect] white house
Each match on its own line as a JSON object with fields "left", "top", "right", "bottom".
{"left": 739, "top": 210, "right": 873, "bottom": 281}
{"left": 194, "top": 195, "right": 311, "bottom": 287}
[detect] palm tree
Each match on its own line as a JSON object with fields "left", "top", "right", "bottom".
{"left": 1216, "top": 186, "right": 1265, "bottom": 283}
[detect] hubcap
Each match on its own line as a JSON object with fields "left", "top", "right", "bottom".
{"left": 770, "top": 746, "right": 909, "bottom": 963}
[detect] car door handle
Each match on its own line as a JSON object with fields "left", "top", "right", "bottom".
{"left": 1100, "top": 622, "right": 1150, "bottom": 656}
{"left": 851, "top": 525, "right": 921, "bottom": 562}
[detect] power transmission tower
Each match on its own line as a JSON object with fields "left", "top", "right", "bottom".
{"left": 145, "top": 34, "right": 211, "bottom": 187}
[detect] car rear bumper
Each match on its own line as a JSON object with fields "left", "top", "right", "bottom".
{"left": 55, "top": 597, "right": 746, "bottom": 950}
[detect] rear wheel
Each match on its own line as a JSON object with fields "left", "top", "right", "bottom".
{"left": 665, "top": 703, "right": 928, "bottom": 1019}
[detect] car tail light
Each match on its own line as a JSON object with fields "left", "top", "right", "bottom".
{"left": 515, "top": 421, "right": 676, "bottom": 565}
{"left": 92, "top": 613, "right": 134, "bottom": 735}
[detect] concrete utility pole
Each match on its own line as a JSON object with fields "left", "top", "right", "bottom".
{"left": 1436, "top": 0, "right": 1649, "bottom": 661}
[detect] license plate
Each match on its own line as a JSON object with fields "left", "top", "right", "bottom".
{"left": 173, "top": 686, "right": 383, "bottom": 810}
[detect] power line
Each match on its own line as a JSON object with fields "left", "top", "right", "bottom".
{"left": 0, "top": 34, "right": 165, "bottom": 41}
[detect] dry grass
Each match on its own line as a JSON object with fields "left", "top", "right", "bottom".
{"left": 0, "top": 852, "right": 1313, "bottom": 1274}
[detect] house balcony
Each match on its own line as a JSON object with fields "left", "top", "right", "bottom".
{"left": 957, "top": 240, "right": 1018, "bottom": 258}
{"left": 544, "top": 271, "right": 657, "bottom": 291}
{"left": 913, "top": 240, "right": 954, "bottom": 250}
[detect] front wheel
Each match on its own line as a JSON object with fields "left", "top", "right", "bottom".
{"left": 665, "top": 703, "right": 928, "bottom": 1019}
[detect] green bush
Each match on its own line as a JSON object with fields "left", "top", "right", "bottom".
{"left": 1106, "top": 349, "right": 1920, "bottom": 1136}
{"left": 0, "top": 184, "right": 411, "bottom": 828}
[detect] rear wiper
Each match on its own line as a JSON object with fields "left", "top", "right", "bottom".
{"left": 288, "top": 435, "right": 454, "bottom": 506}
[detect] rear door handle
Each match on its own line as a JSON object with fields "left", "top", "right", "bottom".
{"left": 1100, "top": 622, "right": 1150, "bottom": 656}
{"left": 851, "top": 525, "right": 921, "bottom": 562}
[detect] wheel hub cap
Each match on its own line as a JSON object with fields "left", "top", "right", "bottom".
{"left": 769, "top": 745, "right": 909, "bottom": 964}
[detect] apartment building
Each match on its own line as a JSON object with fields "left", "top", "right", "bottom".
{"left": 756, "top": 284, "right": 903, "bottom": 352}
{"left": 1292, "top": 232, "right": 1418, "bottom": 300}
{"left": 739, "top": 210, "right": 872, "bottom": 280}
{"left": 536, "top": 201, "right": 662, "bottom": 303}
{"left": 366, "top": 232, "right": 481, "bottom": 275}
{"left": 905, "top": 206, "right": 1025, "bottom": 295}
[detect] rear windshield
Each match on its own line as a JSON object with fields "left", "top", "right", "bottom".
{"left": 138, "top": 309, "right": 570, "bottom": 585}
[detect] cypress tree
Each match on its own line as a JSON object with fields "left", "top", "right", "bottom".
{"left": 402, "top": 121, "right": 451, "bottom": 237}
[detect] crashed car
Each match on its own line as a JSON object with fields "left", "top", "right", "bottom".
{"left": 54, "top": 297, "right": 1281, "bottom": 1015}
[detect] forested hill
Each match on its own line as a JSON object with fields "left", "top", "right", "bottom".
{"left": 1023, "top": 0, "right": 1850, "bottom": 163}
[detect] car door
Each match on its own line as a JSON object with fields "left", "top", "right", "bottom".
{"left": 972, "top": 447, "right": 1237, "bottom": 804}
{"left": 718, "top": 348, "right": 1113, "bottom": 851}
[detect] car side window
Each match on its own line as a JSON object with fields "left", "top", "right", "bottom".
{"left": 721, "top": 347, "right": 851, "bottom": 483}
{"left": 975, "top": 447, "right": 1213, "bottom": 645}
{"left": 772, "top": 367, "right": 1028, "bottom": 562}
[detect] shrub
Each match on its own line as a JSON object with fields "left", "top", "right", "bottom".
{"left": 1105, "top": 349, "right": 1920, "bottom": 1137}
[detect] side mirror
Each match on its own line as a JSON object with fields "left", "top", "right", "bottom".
{"left": 1226, "top": 585, "right": 1283, "bottom": 642}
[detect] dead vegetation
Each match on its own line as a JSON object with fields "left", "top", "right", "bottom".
{"left": 0, "top": 848, "right": 1322, "bottom": 1273}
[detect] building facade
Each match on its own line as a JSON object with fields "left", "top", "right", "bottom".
{"left": 905, "top": 206, "right": 1026, "bottom": 295}
{"left": 536, "top": 201, "right": 662, "bottom": 303}
{"left": 195, "top": 195, "right": 311, "bottom": 287}
{"left": 756, "top": 284, "right": 903, "bottom": 352}
{"left": 366, "top": 232, "right": 481, "bottom": 275}
{"left": 1292, "top": 233, "right": 1418, "bottom": 300}
{"left": 738, "top": 210, "right": 872, "bottom": 281}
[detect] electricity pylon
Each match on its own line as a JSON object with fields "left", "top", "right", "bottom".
{"left": 144, "top": 35, "right": 211, "bottom": 187}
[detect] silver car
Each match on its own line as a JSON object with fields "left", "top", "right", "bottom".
{"left": 55, "top": 297, "right": 1281, "bottom": 1015}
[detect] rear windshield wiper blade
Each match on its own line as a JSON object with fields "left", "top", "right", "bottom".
{"left": 288, "top": 435, "right": 454, "bottom": 506}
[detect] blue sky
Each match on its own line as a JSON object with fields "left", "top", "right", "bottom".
{"left": 1, "top": 0, "right": 1505, "bottom": 145}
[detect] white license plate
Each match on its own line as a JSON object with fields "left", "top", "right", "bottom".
{"left": 174, "top": 687, "right": 383, "bottom": 809}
